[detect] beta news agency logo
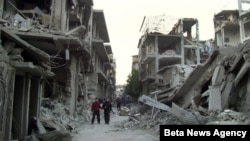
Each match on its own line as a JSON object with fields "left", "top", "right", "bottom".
{"left": 160, "top": 125, "right": 249, "bottom": 140}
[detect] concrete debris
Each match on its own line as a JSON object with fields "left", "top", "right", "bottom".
{"left": 0, "top": 1, "right": 116, "bottom": 141}
{"left": 217, "top": 110, "right": 249, "bottom": 122}
{"left": 119, "top": 106, "right": 130, "bottom": 116}
{"left": 208, "top": 86, "right": 222, "bottom": 114}
{"left": 207, "top": 109, "right": 250, "bottom": 125}
{"left": 40, "top": 98, "right": 91, "bottom": 133}
{"left": 2, "top": 0, "right": 250, "bottom": 140}
{"left": 138, "top": 95, "right": 205, "bottom": 124}
{"left": 40, "top": 119, "right": 67, "bottom": 131}
{"left": 120, "top": 105, "right": 181, "bottom": 136}
{"left": 128, "top": 116, "right": 140, "bottom": 124}
{"left": 38, "top": 130, "right": 72, "bottom": 141}
{"left": 135, "top": 39, "right": 250, "bottom": 126}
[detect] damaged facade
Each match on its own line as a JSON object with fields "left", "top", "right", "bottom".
{"left": 138, "top": 17, "right": 208, "bottom": 96}
{"left": 0, "top": 0, "right": 115, "bottom": 140}
{"left": 136, "top": 0, "right": 250, "bottom": 125}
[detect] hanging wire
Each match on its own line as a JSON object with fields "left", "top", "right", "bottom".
{"left": 50, "top": 38, "right": 72, "bottom": 69}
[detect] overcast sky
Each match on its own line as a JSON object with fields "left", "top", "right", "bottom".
{"left": 93, "top": 0, "right": 238, "bottom": 85}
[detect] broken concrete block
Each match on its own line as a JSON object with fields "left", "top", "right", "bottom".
{"left": 211, "top": 64, "right": 225, "bottom": 86}
{"left": 171, "top": 103, "right": 201, "bottom": 124}
{"left": 207, "top": 110, "right": 250, "bottom": 125}
{"left": 40, "top": 119, "right": 67, "bottom": 131}
{"left": 221, "top": 74, "right": 234, "bottom": 109}
{"left": 119, "top": 106, "right": 130, "bottom": 116}
{"left": 208, "top": 86, "right": 222, "bottom": 114}
{"left": 138, "top": 95, "right": 205, "bottom": 124}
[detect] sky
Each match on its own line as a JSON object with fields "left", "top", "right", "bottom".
{"left": 93, "top": 0, "right": 238, "bottom": 85}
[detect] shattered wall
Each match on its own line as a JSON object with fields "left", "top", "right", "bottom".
{"left": 0, "top": 0, "right": 98, "bottom": 140}
{"left": 138, "top": 18, "right": 202, "bottom": 96}
{"left": 172, "top": 41, "right": 250, "bottom": 116}
{"left": 0, "top": 51, "right": 15, "bottom": 141}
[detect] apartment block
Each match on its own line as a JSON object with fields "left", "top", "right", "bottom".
{"left": 138, "top": 17, "right": 203, "bottom": 96}
{"left": 88, "top": 9, "right": 115, "bottom": 101}
{"left": 214, "top": 0, "right": 250, "bottom": 48}
{"left": 0, "top": 0, "right": 115, "bottom": 140}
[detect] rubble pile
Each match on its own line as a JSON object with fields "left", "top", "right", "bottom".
{"left": 207, "top": 109, "right": 250, "bottom": 125}
{"left": 133, "top": 111, "right": 180, "bottom": 129}
{"left": 134, "top": 40, "right": 250, "bottom": 127}
{"left": 0, "top": 1, "right": 115, "bottom": 140}
{"left": 40, "top": 98, "right": 92, "bottom": 132}
{"left": 119, "top": 106, "right": 131, "bottom": 116}
{"left": 118, "top": 105, "right": 181, "bottom": 136}
{"left": 20, "top": 97, "right": 94, "bottom": 141}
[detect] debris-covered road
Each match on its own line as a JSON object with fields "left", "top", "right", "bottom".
{"left": 71, "top": 110, "right": 159, "bottom": 141}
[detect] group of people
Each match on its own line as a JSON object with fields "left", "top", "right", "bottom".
{"left": 91, "top": 95, "right": 131, "bottom": 125}
{"left": 115, "top": 95, "right": 131, "bottom": 111}
{"left": 91, "top": 97, "right": 113, "bottom": 124}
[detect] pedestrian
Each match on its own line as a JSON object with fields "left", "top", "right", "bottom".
{"left": 91, "top": 97, "right": 101, "bottom": 124}
{"left": 116, "top": 97, "right": 121, "bottom": 111}
{"left": 102, "top": 98, "right": 113, "bottom": 124}
{"left": 121, "top": 96, "right": 126, "bottom": 106}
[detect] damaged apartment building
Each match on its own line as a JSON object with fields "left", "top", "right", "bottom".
{"left": 137, "top": 0, "right": 250, "bottom": 125}
{"left": 0, "top": 0, "right": 115, "bottom": 140}
{"left": 138, "top": 16, "right": 210, "bottom": 97}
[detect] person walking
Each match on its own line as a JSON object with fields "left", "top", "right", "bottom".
{"left": 126, "top": 96, "right": 131, "bottom": 109}
{"left": 116, "top": 97, "right": 121, "bottom": 111}
{"left": 91, "top": 97, "right": 101, "bottom": 124}
{"left": 102, "top": 98, "right": 113, "bottom": 124}
{"left": 121, "top": 96, "right": 126, "bottom": 106}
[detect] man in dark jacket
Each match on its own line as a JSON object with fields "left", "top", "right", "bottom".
{"left": 116, "top": 97, "right": 121, "bottom": 111}
{"left": 91, "top": 97, "right": 101, "bottom": 124}
{"left": 102, "top": 98, "right": 113, "bottom": 124}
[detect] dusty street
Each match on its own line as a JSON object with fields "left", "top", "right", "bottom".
{"left": 71, "top": 111, "right": 159, "bottom": 141}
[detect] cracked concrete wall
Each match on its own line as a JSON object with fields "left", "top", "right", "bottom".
{"left": 0, "top": 61, "right": 15, "bottom": 141}
{"left": 65, "top": 54, "right": 79, "bottom": 116}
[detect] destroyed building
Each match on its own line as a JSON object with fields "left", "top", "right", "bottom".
{"left": 136, "top": 0, "right": 250, "bottom": 125}
{"left": 88, "top": 9, "right": 115, "bottom": 101}
{"left": 214, "top": 0, "right": 250, "bottom": 48}
{"left": 214, "top": 10, "right": 240, "bottom": 48}
{"left": 0, "top": 0, "right": 115, "bottom": 140}
{"left": 174, "top": 0, "right": 250, "bottom": 115}
{"left": 138, "top": 17, "right": 209, "bottom": 96}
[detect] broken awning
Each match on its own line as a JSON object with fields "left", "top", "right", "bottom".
{"left": 0, "top": 26, "right": 50, "bottom": 62}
